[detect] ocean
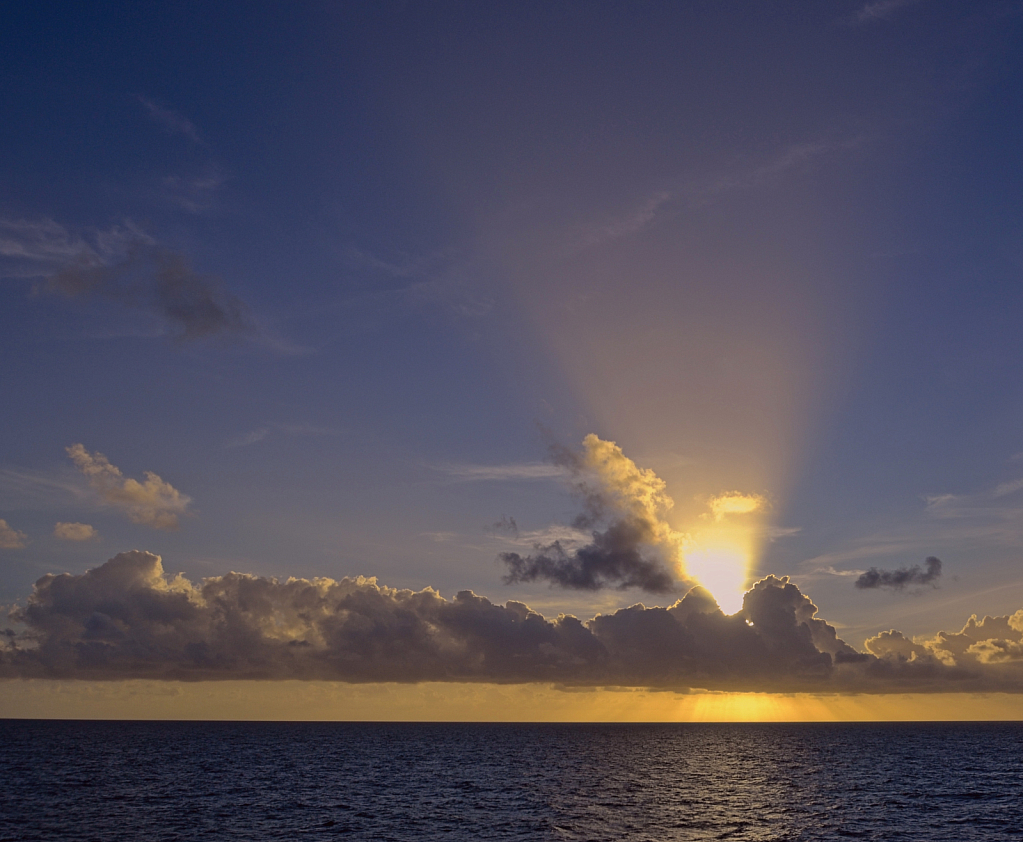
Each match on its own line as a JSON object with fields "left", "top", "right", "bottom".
{"left": 1, "top": 720, "right": 1020, "bottom": 840}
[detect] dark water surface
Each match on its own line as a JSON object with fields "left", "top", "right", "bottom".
{"left": 1, "top": 720, "right": 1021, "bottom": 840}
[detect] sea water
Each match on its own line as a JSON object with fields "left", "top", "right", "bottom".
{"left": 1, "top": 720, "right": 1020, "bottom": 840}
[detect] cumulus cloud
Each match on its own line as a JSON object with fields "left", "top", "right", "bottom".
{"left": 0, "top": 519, "right": 28, "bottom": 549}
{"left": 500, "top": 435, "right": 685, "bottom": 593}
{"left": 53, "top": 522, "right": 99, "bottom": 542}
{"left": 866, "top": 610, "right": 1023, "bottom": 668}
{"left": 5, "top": 552, "right": 1023, "bottom": 693}
{"left": 855, "top": 556, "right": 942, "bottom": 591}
{"left": 66, "top": 445, "right": 191, "bottom": 530}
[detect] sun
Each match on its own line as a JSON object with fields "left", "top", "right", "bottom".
{"left": 685, "top": 533, "right": 752, "bottom": 615}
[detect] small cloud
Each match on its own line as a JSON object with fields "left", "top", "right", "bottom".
{"left": 706, "top": 491, "right": 767, "bottom": 522}
{"left": 576, "top": 191, "right": 671, "bottom": 250}
{"left": 993, "top": 478, "right": 1023, "bottom": 498}
{"left": 161, "top": 169, "right": 227, "bottom": 214}
{"left": 488, "top": 515, "right": 520, "bottom": 539}
{"left": 423, "top": 531, "right": 458, "bottom": 543}
{"left": 855, "top": 556, "right": 942, "bottom": 591}
{"left": 53, "top": 522, "right": 99, "bottom": 542}
{"left": 226, "top": 428, "right": 270, "bottom": 449}
{"left": 764, "top": 525, "right": 802, "bottom": 541}
{"left": 138, "top": 97, "right": 204, "bottom": 145}
{"left": 225, "top": 423, "right": 344, "bottom": 449}
{"left": 66, "top": 444, "right": 191, "bottom": 530}
{"left": 854, "top": 0, "right": 921, "bottom": 23}
{"left": 0, "top": 519, "right": 28, "bottom": 549}
{"left": 433, "top": 462, "right": 567, "bottom": 482}
{"left": 812, "top": 566, "right": 866, "bottom": 578}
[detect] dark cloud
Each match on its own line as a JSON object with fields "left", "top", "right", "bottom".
{"left": 488, "top": 516, "right": 519, "bottom": 538}
{"left": 43, "top": 243, "right": 253, "bottom": 340}
{"left": 500, "top": 435, "right": 683, "bottom": 594}
{"left": 501, "top": 520, "right": 676, "bottom": 593}
{"left": 5, "top": 552, "right": 1023, "bottom": 692}
{"left": 855, "top": 556, "right": 942, "bottom": 591}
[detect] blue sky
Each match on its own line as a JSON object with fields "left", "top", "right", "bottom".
{"left": 4, "top": 0, "right": 1023, "bottom": 692}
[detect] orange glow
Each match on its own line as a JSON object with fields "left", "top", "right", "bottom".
{"left": 2, "top": 680, "right": 1021, "bottom": 722}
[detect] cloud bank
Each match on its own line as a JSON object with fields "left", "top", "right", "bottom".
{"left": 4, "top": 551, "right": 1023, "bottom": 693}
{"left": 855, "top": 556, "right": 942, "bottom": 590}
{"left": 67, "top": 445, "right": 191, "bottom": 530}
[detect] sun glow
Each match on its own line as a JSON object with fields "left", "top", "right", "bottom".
{"left": 686, "top": 543, "right": 748, "bottom": 614}
{"left": 684, "top": 520, "right": 762, "bottom": 615}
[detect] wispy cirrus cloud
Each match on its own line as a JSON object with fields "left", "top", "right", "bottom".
{"left": 574, "top": 190, "right": 672, "bottom": 251}
{"left": 431, "top": 462, "right": 567, "bottom": 482}
{"left": 801, "top": 474, "right": 1023, "bottom": 578}
{"left": 138, "top": 96, "right": 204, "bottom": 145}
{"left": 226, "top": 423, "right": 344, "bottom": 449}
{"left": 853, "top": 0, "right": 922, "bottom": 24}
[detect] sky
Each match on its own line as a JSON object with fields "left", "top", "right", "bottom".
{"left": 3, "top": 0, "right": 1023, "bottom": 720}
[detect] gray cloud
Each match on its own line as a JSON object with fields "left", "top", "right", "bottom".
{"left": 855, "top": 556, "right": 942, "bottom": 591}
{"left": 43, "top": 242, "right": 253, "bottom": 340}
{"left": 502, "top": 520, "right": 676, "bottom": 594}
{"left": 0, "top": 216, "right": 255, "bottom": 341}
{"left": 500, "top": 436, "right": 684, "bottom": 594}
{"left": 4, "top": 552, "right": 1023, "bottom": 693}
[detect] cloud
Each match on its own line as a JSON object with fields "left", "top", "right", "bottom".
{"left": 160, "top": 169, "right": 226, "bottom": 214}
{"left": 226, "top": 423, "right": 345, "bottom": 449}
{"left": 5, "top": 552, "right": 1023, "bottom": 693}
{"left": 138, "top": 97, "right": 204, "bottom": 144}
{"left": 866, "top": 610, "right": 1023, "bottom": 668}
{"left": 53, "top": 522, "right": 99, "bottom": 542}
{"left": 706, "top": 491, "right": 767, "bottom": 522}
{"left": 500, "top": 435, "right": 686, "bottom": 594}
{"left": 226, "top": 428, "right": 270, "bottom": 449}
{"left": 0, "top": 519, "right": 28, "bottom": 549}
{"left": 854, "top": 0, "right": 921, "bottom": 23}
{"left": 66, "top": 445, "right": 191, "bottom": 530}
{"left": 576, "top": 191, "right": 671, "bottom": 250}
{"left": 1, "top": 216, "right": 257, "bottom": 341}
{"left": 432, "top": 462, "right": 566, "bottom": 482}
{"left": 0, "top": 218, "right": 97, "bottom": 271}
{"left": 43, "top": 242, "right": 254, "bottom": 340}
{"left": 993, "top": 478, "right": 1023, "bottom": 498}
{"left": 855, "top": 556, "right": 942, "bottom": 591}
